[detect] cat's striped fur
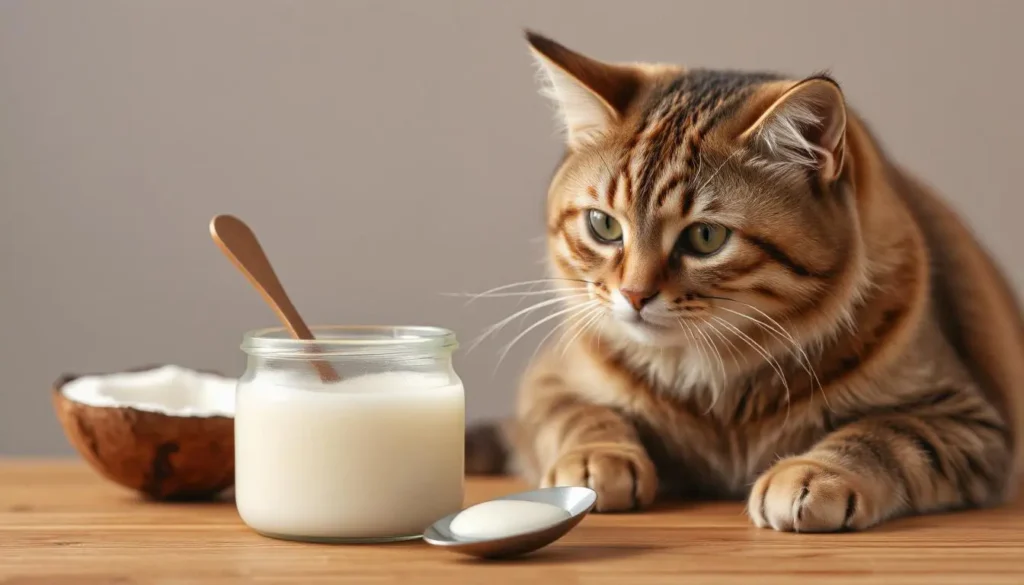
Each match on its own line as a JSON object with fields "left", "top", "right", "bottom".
{"left": 465, "top": 31, "right": 1024, "bottom": 531}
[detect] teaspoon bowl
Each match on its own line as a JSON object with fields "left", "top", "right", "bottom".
{"left": 423, "top": 486, "right": 597, "bottom": 559}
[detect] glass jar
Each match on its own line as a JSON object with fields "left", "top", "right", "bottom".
{"left": 233, "top": 325, "right": 465, "bottom": 543}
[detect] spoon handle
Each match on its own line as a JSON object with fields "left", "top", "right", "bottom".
{"left": 209, "top": 214, "right": 341, "bottom": 383}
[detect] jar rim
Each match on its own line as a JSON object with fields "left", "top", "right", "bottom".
{"left": 240, "top": 325, "right": 458, "bottom": 358}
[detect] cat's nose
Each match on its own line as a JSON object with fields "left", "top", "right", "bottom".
{"left": 620, "top": 288, "right": 658, "bottom": 311}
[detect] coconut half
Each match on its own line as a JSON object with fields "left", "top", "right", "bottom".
{"left": 52, "top": 364, "right": 237, "bottom": 501}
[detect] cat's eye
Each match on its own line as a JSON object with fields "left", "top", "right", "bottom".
{"left": 587, "top": 209, "right": 623, "bottom": 244}
{"left": 679, "top": 223, "right": 730, "bottom": 256}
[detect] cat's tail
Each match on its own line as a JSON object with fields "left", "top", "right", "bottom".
{"left": 464, "top": 418, "right": 518, "bottom": 475}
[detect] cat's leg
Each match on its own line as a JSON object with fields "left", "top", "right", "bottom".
{"left": 517, "top": 371, "right": 658, "bottom": 513}
{"left": 747, "top": 392, "right": 1012, "bottom": 532}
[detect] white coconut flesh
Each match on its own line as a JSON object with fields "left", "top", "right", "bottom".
{"left": 60, "top": 365, "right": 236, "bottom": 417}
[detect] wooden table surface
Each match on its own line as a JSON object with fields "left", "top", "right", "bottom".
{"left": 2, "top": 460, "right": 1023, "bottom": 584}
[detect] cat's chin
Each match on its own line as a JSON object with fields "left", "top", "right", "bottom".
{"left": 612, "top": 318, "right": 687, "bottom": 347}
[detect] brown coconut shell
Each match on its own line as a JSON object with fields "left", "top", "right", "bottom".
{"left": 52, "top": 364, "right": 235, "bottom": 501}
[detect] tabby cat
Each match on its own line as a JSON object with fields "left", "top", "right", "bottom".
{"left": 464, "top": 31, "right": 1024, "bottom": 532}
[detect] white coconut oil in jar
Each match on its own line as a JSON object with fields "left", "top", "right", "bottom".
{"left": 233, "top": 325, "right": 465, "bottom": 543}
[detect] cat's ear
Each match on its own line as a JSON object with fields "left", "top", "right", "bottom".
{"left": 738, "top": 76, "right": 847, "bottom": 182}
{"left": 525, "top": 30, "right": 643, "bottom": 149}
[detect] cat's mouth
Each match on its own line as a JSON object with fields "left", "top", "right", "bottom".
{"left": 612, "top": 312, "right": 675, "bottom": 334}
{"left": 606, "top": 306, "right": 710, "bottom": 345}
{"left": 600, "top": 293, "right": 685, "bottom": 340}
{"left": 630, "top": 316, "right": 666, "bottom": 330}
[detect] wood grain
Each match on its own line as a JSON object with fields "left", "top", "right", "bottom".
{"left": 1, "top": 460, "right": 1022, "bottom": 584}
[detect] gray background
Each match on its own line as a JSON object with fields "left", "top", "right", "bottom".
{"left": 2, "top": 0, "right": 1021, "bottom": 455}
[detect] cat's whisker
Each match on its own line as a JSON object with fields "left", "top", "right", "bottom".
{"left": 711, "top": 302, "right": 831, "bottom": 413}
{"left": 710, "top": 314, "right": 789, "bottom": 391}
{"left": 446, "top": 287, "right": 587, "bottom": 300}
{"left": 526, "top": 301, "right": 597, "bottom": 366}
{"left": 678, "top": 318, "right": 723, "bottom": 414}
{"left": 694, "top": 320, "right": 727, "bottom": 385}
{"left": 675, "top": 319, "right": 700, "bottom": 366}
{"left": 710, "top": 298, "right": 810, "bottom": 364}
{"left": 693, "top": 153, "right": 706, "bottom": 187}
{"left": 696, "top": 150, "right": 741, "bottom": 195}
{"left": 471, "top": 293, "right": 585, "bottom": 348}
{"left": 468, "top": 293, "right": 591, "bottom": 353}
{"left": 704, "top": 334, "right": 735, "bottom": 414}
{"left": 702, "top": 356, "right": 726, "bottom": 415}
{"left": 702, "top": 384, "right": 723, "bottom": 416}
{"left": 678, "top": 318, "right": 707, "bottom": 371}
{"left": 494, "top": 301, "right": 599, "bottom": 372}
{"left": 715, "top": 307, "right": 811, "bottom": 367}
{"left": 563, "top": 310, "right": 604, "bottom": 359}
{"left": 687, "top": 319, "right": 726, "bottom": 415}
{"left": 701, "top": 295, "right": 808, "bottom": 356}
{"left": 702, "top": 295, "right": 816, "bottom": 369}
{"left": 728, "top": 312, "right": 828, "bottom": 412}
{"left": 509, "top": 280, "right": 545, "bottom": 327}
{"left": 710, "top": 315, "right": 792, "bottom": 430}
{"left": 704, "top": 317, "right": 748, "bottom": 369}
{"left": 557, "top": 305, "right": 604, "bottom": 358}
{"left": 447, "top": 278, "right": 595, "bottom": 304}
{"left": 546, "top": 302, "right": 600, "bottom": 361}
{"left": 712, "top": 301, "right": 793, "bottom": 341}
{"left": 579, "top": 308, "right": 606, "bottom": 354}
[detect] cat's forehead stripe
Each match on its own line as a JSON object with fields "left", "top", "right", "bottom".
{"left": 624, "top": 69, "right": 786, "bottom": 217}
{"left": 605, "top": 173, "right": 618, "bottom": 206}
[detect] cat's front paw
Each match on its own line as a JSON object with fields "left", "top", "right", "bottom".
{"left": 748, "top": 458, "right": 880, "bottom": 532}
{"left": 541, "top": 444, "right": 657, "bottom": 512}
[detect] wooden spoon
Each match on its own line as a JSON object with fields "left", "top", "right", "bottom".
{"left": 209, "top": 214, "right": 341, "bottom": 383}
